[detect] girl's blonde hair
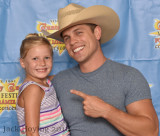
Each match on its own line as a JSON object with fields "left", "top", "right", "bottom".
{"left": 20, "top": 33, "right": 53, "bottom": 59}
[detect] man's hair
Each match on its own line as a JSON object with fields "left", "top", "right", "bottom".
{"left": 86, "top": 23, "right": 97, "bottom": 33}
{"left": 86, "top": 23, "right": 101, "bottom": 43}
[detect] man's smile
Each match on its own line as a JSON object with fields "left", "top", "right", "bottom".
{"left": 73, "top": 46, "right": 84, "bottom": 53}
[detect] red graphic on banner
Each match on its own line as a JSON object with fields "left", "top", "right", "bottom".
{"left": 0, "top": 77, "right": 21, "bottom": 114}
{"left": 37, "top": 20, "right": 66, "bottom": 55}
{"left": 149, "top": 19, "right": 160, "bottom": 48}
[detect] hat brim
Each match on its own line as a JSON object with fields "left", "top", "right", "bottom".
{"left": 47, "top": 5, "right": 120, "bottom": 44}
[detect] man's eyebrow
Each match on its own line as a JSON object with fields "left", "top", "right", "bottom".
{"left": 74, "top": 28, "right": 81, "bottom": 32}
{"left": 62, "top": 33, "right": 68, "bottom": 38}
{"left": 74, "top": 27, "right": 85, "bottom": 33}
{"left": 62, "top": 34, "right": 68, "bottom": 38}
{"left": 62, "top": 28, "right": 81, "bottom": 38}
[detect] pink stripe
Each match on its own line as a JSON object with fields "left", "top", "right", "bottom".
{"left": 20, "top": 127, "right": 25, "bottom": 132}
{"left": 47, "top": 80, "right": 51, "bottom": 84}
{"left": 40, "top": 106, "right": 61, "bottom": 118}
{"left": 40, "top": 112, "right": 61, "bottom": 122}
{"left": 63, "top": 131, "right": 70, "bottom": 136}
{"left": 20, "top": 112, "right": 62, "bottom": 132}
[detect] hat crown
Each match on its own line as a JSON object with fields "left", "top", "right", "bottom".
{"left": 58, "top": 3, "right": 85, "bottom": 29}
{"left": 47, "top": 3, "right": 120, "bottom": 44}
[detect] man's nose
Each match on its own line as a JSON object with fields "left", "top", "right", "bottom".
{"left": 70, "top": 36, "right": 77, "bottom": 46}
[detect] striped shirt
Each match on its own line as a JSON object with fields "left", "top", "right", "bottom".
{"left": 16, "top": 79, "right": 70, "bottom": 136}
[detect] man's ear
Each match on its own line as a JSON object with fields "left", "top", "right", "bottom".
{"left": 20, "top": 58, "right": 25, "bottom": 69}
{"left": 94, "top": 25, "right": 102, "bottom": 41}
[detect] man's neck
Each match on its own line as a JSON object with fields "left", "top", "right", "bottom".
{"left": 79, "top": 55, "right": 107, "bottom": 73}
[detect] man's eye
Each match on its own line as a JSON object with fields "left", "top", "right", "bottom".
{"left": 64, "top": 37, "right": 69, "bottom": 42}
{"left": 77, "top": 31, "right": 82, "bottom": 35}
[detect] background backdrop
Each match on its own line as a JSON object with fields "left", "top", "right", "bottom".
{"left": 0, "top": 0, "right": 160, "bottom": 135}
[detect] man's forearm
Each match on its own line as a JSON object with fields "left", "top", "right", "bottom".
{"left": 102, "top": 102, "right": 159, "bottom": 136}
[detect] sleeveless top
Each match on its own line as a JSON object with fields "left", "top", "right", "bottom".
{"left": 16, "top": 79, "right": 70, "bottom": 136}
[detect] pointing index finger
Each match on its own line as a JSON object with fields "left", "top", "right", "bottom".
{"left": 70, "top": 89, "right": 88, "bottom": 99}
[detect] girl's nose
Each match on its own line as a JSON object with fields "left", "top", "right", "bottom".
{"left": 39, "top": 59, "right": 46, "bottom": 66}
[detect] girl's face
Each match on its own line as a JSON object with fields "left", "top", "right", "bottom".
{"left": 20, "top": 44, "right": 53, "bottom": 82}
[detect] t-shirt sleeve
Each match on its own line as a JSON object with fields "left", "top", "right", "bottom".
{"left": 125, "top": 68, "right": 151, "bottom": 106}
{"left": 52, "top": 76, "right": 56, "bottom": 86}
{"left": 51, "top": 74, "right": 62, "bottom": 99}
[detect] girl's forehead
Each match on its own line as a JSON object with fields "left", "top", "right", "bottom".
{"left": 27, "top": 45, "right": 51, "bottom": 55}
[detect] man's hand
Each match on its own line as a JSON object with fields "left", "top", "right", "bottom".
{"left": 70, "top": 90, "right": 159, "bottom": 136}
{"left": 70, "top": 89, "right": 108, "bottom": 118}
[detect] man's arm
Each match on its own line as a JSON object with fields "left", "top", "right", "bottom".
{"left": 70, "top": 89, "right": 159, "bottom": 136}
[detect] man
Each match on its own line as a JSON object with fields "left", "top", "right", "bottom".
{"left": 44, "top": 3, "right": 159, "bottom": 136}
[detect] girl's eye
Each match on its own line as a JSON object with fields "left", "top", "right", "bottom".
{"left": 32, "top": 57, "right": 38, "bottom": 60}
{"left": 45, "top": 57, "right": 50, "bottom": 59}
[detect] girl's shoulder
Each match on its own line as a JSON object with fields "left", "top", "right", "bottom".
{"left": 17, "top": 81, "right": 45, "bottom": 108}
{"left": 20, "top": 81, "right": 44, "bottom": 96}
{"left": 23, "top": 84, "right": 44, "bottom": 99}
{"left": 19, "top": 81, "right": 42, "bottom": 92}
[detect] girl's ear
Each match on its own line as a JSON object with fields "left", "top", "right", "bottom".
{"left": 20, "top": 58, "right": 25, "bottom": 69}
{"left": 94, "top": 25, "right": 102, "bottom": 41}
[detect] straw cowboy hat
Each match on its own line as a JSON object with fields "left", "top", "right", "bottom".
{"left": 43, "top": 3, "right": 120, "bottom": 44}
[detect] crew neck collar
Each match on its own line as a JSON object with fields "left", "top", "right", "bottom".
{"left": 75, "top": 59, "right": 110, "bottom": 77}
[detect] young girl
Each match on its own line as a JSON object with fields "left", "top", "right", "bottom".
{"left": 16, "top": 33, "right": 70, "bottom": 136}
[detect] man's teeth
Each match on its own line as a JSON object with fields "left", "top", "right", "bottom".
{"left": 74, "top": 46, "right": 84, "bottom": 53}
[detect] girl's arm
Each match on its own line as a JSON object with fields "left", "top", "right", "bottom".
{"left": 22, "top": 84, "right": 44, "bottom": 136}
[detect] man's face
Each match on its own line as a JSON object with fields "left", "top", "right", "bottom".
{"left": 62, "top": 24, "right": 101, "bottom": 64}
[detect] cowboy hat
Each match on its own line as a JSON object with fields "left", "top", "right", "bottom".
{"left": 44, "top": 3, "right": 120, "bottom": 44}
